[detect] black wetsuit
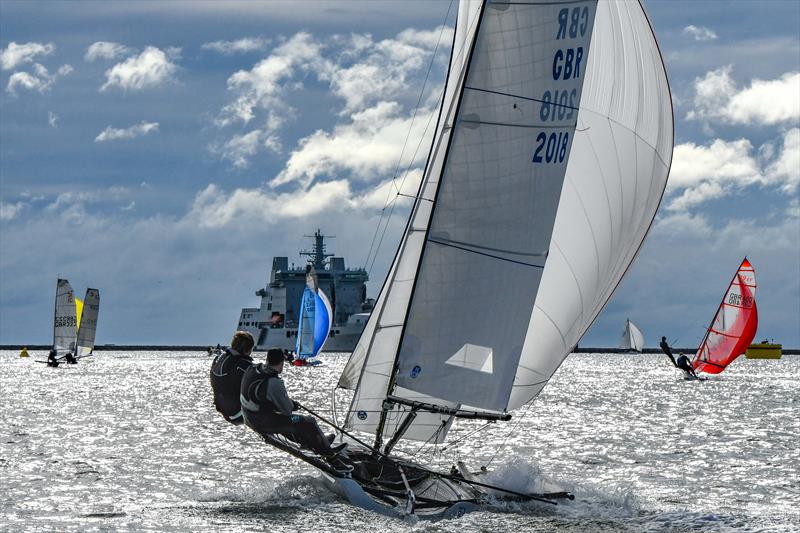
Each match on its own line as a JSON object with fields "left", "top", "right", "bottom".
{"left": 240, "top": 364, "right": 335, "bottom": 457}
{"left": 210, "top": 348, "right": 253, "bottom": 425}
{"left": 660, "top": 340, "right": 677, "bottom": 367}
{"left": 64, "top": 352, "right": 77, "bottom": 364}
{"left": 676, "top": 355, "right": 697, "bottom": 377}
{"left": 47, "top": 350, "right": 59, "bottom": 367}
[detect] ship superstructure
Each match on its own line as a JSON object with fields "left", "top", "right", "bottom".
{"left": 237, "top": 230, "right": 373, "bottom": 352}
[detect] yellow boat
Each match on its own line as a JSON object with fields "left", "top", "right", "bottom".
{"left": 746, "top": 341, "right": 782, "bottom": 359}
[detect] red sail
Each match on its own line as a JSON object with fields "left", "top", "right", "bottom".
{"left": 693, "top": 259, "right": 758, "bottom": 374}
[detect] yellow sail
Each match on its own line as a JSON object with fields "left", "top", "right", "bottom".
{"left": 76, "top": 297, "right": 84, "bottom": 329}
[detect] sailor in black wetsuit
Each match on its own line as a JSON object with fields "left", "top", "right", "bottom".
{"left": 240, "top": 348, "right": 350, "bottom": 472}
{"left": 64, "top": 352, "right": 77, "bottom": 364}
{"left": 659, "top": 336, "right": 678, "bottom": 367}
{"left": 47, "top": 349, "right": 59, "bottom": 367}
{"left": 210, "top": 331, "right": 255, "bottom": 425}
{"left": 676, "top": 353, "right": 699, "bottom": 378}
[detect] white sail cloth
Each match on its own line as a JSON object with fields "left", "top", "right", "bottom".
{"left": 619, "top": 319, "right": 645, "bottom": 351}
{"left": 53, "top": 279, "right": 77, "bottom": 353}
{"left": 341, "top": 0, "right": 672, "bottom": 440}
{"left": 76, "top": 288, "right": 100, "bottom": 357}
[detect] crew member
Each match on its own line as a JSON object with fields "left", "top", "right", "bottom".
{"left": 240, "top": 348, "right": 350, "bottom": 472}
{"left": 659, "top": 336, "right": 677, "bottom": 367}
{"left": 676, "top": 353, "right": 698, "bottom": 378}
{"left": 64, "top": 352, "right": 77, "bottom": 364}
{"left": 47, "top": 349, "right": 59, "bottom": 367}
{"left": 210, "top": 331, "right": 255, "bottom": 425}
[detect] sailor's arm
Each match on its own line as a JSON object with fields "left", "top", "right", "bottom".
{"left": 267, "top": 379, "right": 295, "bottom": 415}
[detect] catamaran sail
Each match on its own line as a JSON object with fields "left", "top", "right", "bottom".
{"left": 76, "top": 288, "right": 100, "bottom": 358}
{"left": 296, "top": 267, "right": 333, "bottom": 359}
{"left": 619, "top": 319, "right": 645, "bottom": 352}
{"left": 692, "top": 258, "right": 757, "bottom": 374}
{"left": 53, "top": 279, "right": 78, "bottom": 354}
{"left": 254, "top": 0, "right": 672, "bottom": 518}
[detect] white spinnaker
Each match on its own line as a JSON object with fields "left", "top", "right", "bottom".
{"left": 340, "top": 0, "right": 483, "bottom": 443}
{"left": 76, "top": 288, "right": 100, "bottom": 357}
{"left": 53, "top": 279, "right": 77, "bottom": 353}
{"left": 507, "top": 0, "right": 672, "bottom": 410}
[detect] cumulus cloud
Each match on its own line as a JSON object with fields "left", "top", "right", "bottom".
{"left": 667, "top": 129, "right": 799, "bottom": 210}
{"left": 687, "top": 66, "right": 800, "bottom": 126}
{"left": 100, "top": 47, "right": 177, "bottom": 91}
{"left": 95, "top": 121, "right": 159, "bottom": 142}
{"left": 273, "top": 101, "right": 434, "bottom": 187}
{"left": 6, "top": 63, "right": 73, "bottom": 95}
{"left": 0, "top": 41, "right": 54, "bottom": 70}
{"left": 48, "top": 111, "right": 58, "bottom": 128}
{"left": 682, "top": 25, "right": 717, "bottom": 42}
{"left": 0, "top": 201, "right": 27, "bottom": 220}
{"left": 209, "top": 129, "right": 281, "bottom": 169}
{"left": 85, "top": 41, "right": 134, "bottom": 62}
{"left": 201, "top": 37, "right": 270, "bottom": 54}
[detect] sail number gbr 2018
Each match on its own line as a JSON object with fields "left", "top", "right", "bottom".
{"left": 532, "top": 6, "right": 590, "bottom": 165}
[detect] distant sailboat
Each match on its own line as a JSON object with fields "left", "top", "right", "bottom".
{"left": 692, "top": 258, "right": 758, "bottom": 374}
{"left": 76, "top": 288, "right": 100, "bottom": 358}
{"left": 253, "top": 0, "right": 673, "bottom": 518}
{"left": 619, "top": 319, "right": 644, "bottom": 352}
{"left": 295, "top": 266, "right": 333, "bottom": 365}
{"left": 53, "top": 279, "right": 78, "bottom": 356}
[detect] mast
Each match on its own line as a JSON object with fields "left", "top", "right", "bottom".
{"left": 372, "top": 0, "right": 488, "bottom": 451}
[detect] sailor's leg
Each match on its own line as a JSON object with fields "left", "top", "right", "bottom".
{"left": 290, "top": 416, "right": 335, "bottom": 456}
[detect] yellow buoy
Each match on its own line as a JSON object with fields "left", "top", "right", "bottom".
{"left": 19, "top": 347, "right": 29, "bottom": 358}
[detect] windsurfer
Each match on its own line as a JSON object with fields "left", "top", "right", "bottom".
{"left": 676, "top": 353, "right": 698, "bottom": 378}
{"left": 659, "top": 336, "right": 677, "bottom": 367}
{"left": 210, "top": 331, "right": 255, "bottom": 425}
{"left": 240, "top": 348, "right": 351, "bottom": 472}
{"left": 47, "top": 349, "right": 59, "bottom": 367}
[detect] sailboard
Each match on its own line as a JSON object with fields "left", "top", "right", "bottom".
{"left": 692, "top": 258, "right": 757, "bottom": 374}
{"left": 619, "top": 319, "right": 645, "bottom": 352}
{"left": 76, "top": 288, "right": 100, "bottom": 358}
{"left": 295, "top": 266, "right": 333, "bottom": 363}
{"left": 53, "top": 278, "right": 78, "bottom": 355}
{"left": 253, "top": 0, "right": 673, "bottom": 519}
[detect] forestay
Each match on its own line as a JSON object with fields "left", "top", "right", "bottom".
{"left": 340, "top": 0, "right": 672, "bottom": 444}
{"left": 53, "top": 279, "right": 78, "bottom": 354}
{"left": 76, "top": 288, "right": 100, "bottom": 357}
{"left": 693, "top": 259, "right": 758, "bottom": 374}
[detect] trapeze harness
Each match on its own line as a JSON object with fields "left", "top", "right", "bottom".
{"left": 210, "top": 349, "right": 253, "bottom": 425}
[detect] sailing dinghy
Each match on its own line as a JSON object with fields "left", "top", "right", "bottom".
{"left": 294, "top": 266, "right": 333, "bottom": 366}
{"left": 39, "top": 278, "right": 79, "bottom": 365}
{"left": 76, "top": 288, "right": 100, "bottom": 359}
{"left": 262, "top": 0, "right": 673, "bottom": 518}
{"left": 691, "top": 258, "right": 757, "bottom": 375}
{"left": 619, "top": 319, "right": 645, "bottom": 352}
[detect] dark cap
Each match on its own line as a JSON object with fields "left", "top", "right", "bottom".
{"left": 266, "top": 348, "right": 285, "bottom": 365}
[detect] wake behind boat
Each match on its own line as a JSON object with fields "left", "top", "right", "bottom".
{"left": 237, "top": 0, "right": 673, "bottom": 519}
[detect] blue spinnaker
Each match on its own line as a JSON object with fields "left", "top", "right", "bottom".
{"left": 296, "top": 287, "right": 332, "bottom": 359}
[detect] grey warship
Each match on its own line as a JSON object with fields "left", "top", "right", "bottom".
{"left": 236, "top": 230, "right": 373, "bottom": 352}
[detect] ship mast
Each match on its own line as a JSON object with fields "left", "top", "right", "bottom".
{"left": 300, "top": 229, "right": 334, "bottom": 271}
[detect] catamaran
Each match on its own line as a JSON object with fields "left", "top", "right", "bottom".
{"left": 619, "top": 319, "right": 645, "bottom": 352}
{"left": 258, "top": 0, "right": 673, "bottom": 518}
{"left": 293, "top": 266, "right": 333, "bottom": 366}
{"left": 692, "top": 258, "right": 757, "bottom": 375}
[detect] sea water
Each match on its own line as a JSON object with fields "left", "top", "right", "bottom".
{"left": 1, "top": 351, "right": 797, "bottom": 532}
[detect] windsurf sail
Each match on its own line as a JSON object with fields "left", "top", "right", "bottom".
{"left": 53, "top": 279, "right": 78, "bottom": 354}
{"left": 76, "top": 288, "right": 100, "bottom": 357}
{"left": 296, "top": 267, "right": 333, "bottom": 359}
{"left": 692, "top": 258, "right": 758, "bottom": 374}
{"left": 339, "top": 0, "right": 673, "bottom": 448}
{"left": 619, "top": 319, "right": 645, "bottom": 352}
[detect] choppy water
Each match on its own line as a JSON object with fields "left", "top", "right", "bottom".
{"left": 1, "top": 351, "right": 797, "bottom": 532}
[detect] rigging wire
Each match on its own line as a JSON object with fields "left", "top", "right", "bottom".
{"left": 362, "top": 0, "right": 455, "bottom": 273}
{"left": 483, "top": 399, "right": 537, "bottom": 469}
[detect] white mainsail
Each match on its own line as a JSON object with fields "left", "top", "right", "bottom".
{"left": 53, "top": 279, "right": 78, "bottom": 354}
{"left": 619, "top": 319, "right": 645, "bottom": 352}
{"left": 340, "top": 0, "right": 672, "bottom": 445}
{"left": 76, "top": 288, "right": 100, "bottom": 357}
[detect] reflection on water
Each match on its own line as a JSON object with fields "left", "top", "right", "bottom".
{"left": 0, "top": 351, "right": 797, "bottom": 531}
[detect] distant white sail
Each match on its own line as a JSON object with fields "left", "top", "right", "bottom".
{"left": 53, "top": 279, "right": 77, "bottom": 354}
{"left": 619, "top": 319, "right": 645, "bottom": 352}
{"left": 340, "top": 0, "right": 672, "bottom": 445}
{"left": 76, "top": 288, "right": 100, "bottom": 357}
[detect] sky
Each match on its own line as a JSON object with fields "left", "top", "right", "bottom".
{"left": 1, "top": 0, "right": 798, "bottom": 348}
